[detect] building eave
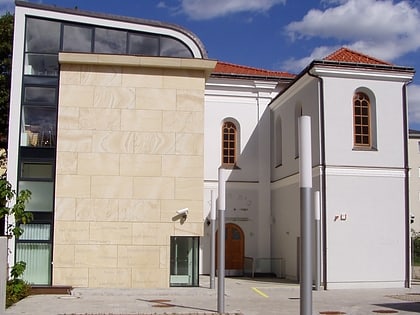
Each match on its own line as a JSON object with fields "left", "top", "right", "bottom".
{"left": 310, "top": 60, "right": 415, "bottom": 82}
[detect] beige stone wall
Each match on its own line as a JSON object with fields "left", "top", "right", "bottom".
{"left": 53, "top": 54, "right": 215, "bottom": 288}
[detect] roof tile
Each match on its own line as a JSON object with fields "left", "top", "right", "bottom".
{"left": 214, "top": 61, "right": 295, "bottom": 78}
{"left": 324, "top": 47, "right": 392, "bottom": 65}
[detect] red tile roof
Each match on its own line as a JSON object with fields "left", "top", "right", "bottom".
{"left": 324, "top": 47, "right": 392, "bottom": 66}
{"left": 214, "top": 61, "right": 295, "bottom": 78}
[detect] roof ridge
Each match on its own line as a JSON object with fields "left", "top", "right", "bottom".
{"left": 324, "top": 47, "right": 392, "bottom": 66}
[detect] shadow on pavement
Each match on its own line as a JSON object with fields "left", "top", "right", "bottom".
{"left": 374, "top": 302, "right": 420, "bottom": 313}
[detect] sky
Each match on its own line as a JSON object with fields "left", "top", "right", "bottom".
{"left": 2, "top": 0, "right": 420, "bottom": 129}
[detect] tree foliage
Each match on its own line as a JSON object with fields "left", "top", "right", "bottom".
{"left": 0, "top": 13, "right": 13, "bottom": 147}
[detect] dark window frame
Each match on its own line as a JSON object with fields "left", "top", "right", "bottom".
{"left": 222, "top": 121, "right": 238, "bottom": 168}
{"left": 353, "top": 92, "right": 371, "bottom": 148}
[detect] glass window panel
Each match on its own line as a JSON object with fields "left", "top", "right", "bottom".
{"left": 362, "top": 117, "right": 369, "bottom": 125}
{"left": 24, "top": 86, "right": 56, "bottom": 105}
{"left": 128, "top": 33, "right": 159, "bottom": 56}
{"left": 24, "top": 53, "right": 58, "bottom": 76}
{"left": 21, "top": 106, "right": 56, "bottom": 147}
{"left": 23, "top": 76, "right": 58, "bottom": 86}
{"left": 19, "top": 224, "right": 50, "bottom": 241}
{"left": 170, "top": 236, "right": 199, "bottom": 287}
{"left": 25, "top": 18, "right": 60, "bottom": 53}
{"left": 21, "top": 162, "right": 53, "bottom": 179}
{"left": 16, "top": 243, "right": 51, "bottom": 285}
{"left": 18, "top": 181, "right": 54, "bottom": 212}
{"left": 160, "top": 36, "right": 192, "bottom": 58}
{"left": 63, "top": 24, "right": 93, "bottom": 53}
{"left": 94, "top": 27, "right": 127, "bottom": 54}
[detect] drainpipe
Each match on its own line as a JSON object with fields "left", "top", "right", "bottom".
{"left": 308, "top": 69, "right": 327, "bottom": 290}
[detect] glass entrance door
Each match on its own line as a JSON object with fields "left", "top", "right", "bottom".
{"left": 170, "top": 236, "right": 199, "bottom": 287}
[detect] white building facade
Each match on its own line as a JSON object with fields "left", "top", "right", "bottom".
{"left": 6, "top": 1, "right": 415, "bottom": 289}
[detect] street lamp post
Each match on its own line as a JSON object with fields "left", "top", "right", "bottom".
{"left": 299, "top": 116, "right": 313, "bottom": 315}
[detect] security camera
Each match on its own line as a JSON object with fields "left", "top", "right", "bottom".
{"left": 176, "top": 208, "right": 189, "bottom": 215}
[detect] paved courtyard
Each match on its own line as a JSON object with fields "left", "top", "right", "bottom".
{"left": 5, "top": 277, "right": 420, "bottom": 315}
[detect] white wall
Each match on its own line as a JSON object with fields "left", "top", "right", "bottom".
{"left": 321, "top": 72, "right": 409, "bottom": 288}
{"left": 270, "top": 66, "right": 411, "bottom": 288}
{"left": 271, "top": 77, "right": 321, "bottom": 182}
{"left": 325, "top": 171, "right": 406, "bottom": 288}
{"left": 201, "top": 77, "right": 281, "bottom": 274}
{"left": 408, "top": 135, "right": 420, "bottom": 234}
{"left": 322, "top": 77, "right": 406, "bottom": 168}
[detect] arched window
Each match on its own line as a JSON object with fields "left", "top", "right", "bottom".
{"left": 222, "top": 121, "right": 238, "bottom": 168}
{"left": 353, "top": 92, "right": 371, "bottom": 148}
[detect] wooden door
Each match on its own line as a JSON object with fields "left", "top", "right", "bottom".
{"left": 216, "top": 223, "right": 244, "bottom": 275}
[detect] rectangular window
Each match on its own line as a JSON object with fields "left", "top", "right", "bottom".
{"left": 417, "top": 141, "right": 420, "bottom": 153}
{"left": 94, "top": 27, "right": 127, "bottom": 54}
{"left": 24, "top": 53, "right": 59, "bottom": 76}
{"left": 16, "top": 242, "right": 51, "bottom": 285}
{"left": 24, "top": 86, "right": 56, "bottom": 105}
{"left": 21, "top": 162, "right": 54, "bottom": 180}
{"left": 170, "top": 236, "right": 199, "bottom": 287}
{"left": 21, "top": 106, "right": 56, "bottom": 147}
{"left": 19, "top": 224, "right": 51, "bottom": 241}
{"left": 128, "top": 33, "right": 159, "bottom": 56}
{"left": 63, "top": 24, "right": 93, "bottom": 53}
{"left": 25, "top": 18, "right": 61, "bottom": 53}
{"left": 18, "top": 181, "right": 54, "bottom": 212}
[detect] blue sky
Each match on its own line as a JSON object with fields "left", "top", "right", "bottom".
{"left": 3, "top": 0, "right": 420, "bottom": 129}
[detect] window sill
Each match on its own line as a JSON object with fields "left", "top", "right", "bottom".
{"left": 352, "top": 146, "right": 377, "bottom": 151}
{"left": 221, "top": 164, "right": 241, "bottom": 170}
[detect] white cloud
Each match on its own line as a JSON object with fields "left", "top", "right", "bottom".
{"left": 177, "top": 0, "right": 286, "bottom": 20}
{"left": 284, "top": 0, "right": 420, "bottom": 70}
{"left": 408, "top": 84, "right": 420, "bottom": 129}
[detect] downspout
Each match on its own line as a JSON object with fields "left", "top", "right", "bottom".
{"left": 308, "top": 70, "right": 327, "bottom": 290}
{"left": 402, "top": 82, "right": 411, "bottom": 288}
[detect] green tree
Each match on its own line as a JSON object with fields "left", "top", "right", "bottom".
{"left": 0, "top": 13, "right": 13, "bottom": 148}
{"left": 0, "top": 150, "right": 32, "bottom": 308}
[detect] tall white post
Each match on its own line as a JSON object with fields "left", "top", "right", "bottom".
{"left": 217, "top": 168, "right": 230, "bottom": 314}
{"left": 299, "top": 116, "right": 313, "bottom": 315}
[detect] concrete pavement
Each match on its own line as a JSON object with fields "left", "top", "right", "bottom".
{"left": 5, "top": 276, "right": 420, "bottom": 315}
